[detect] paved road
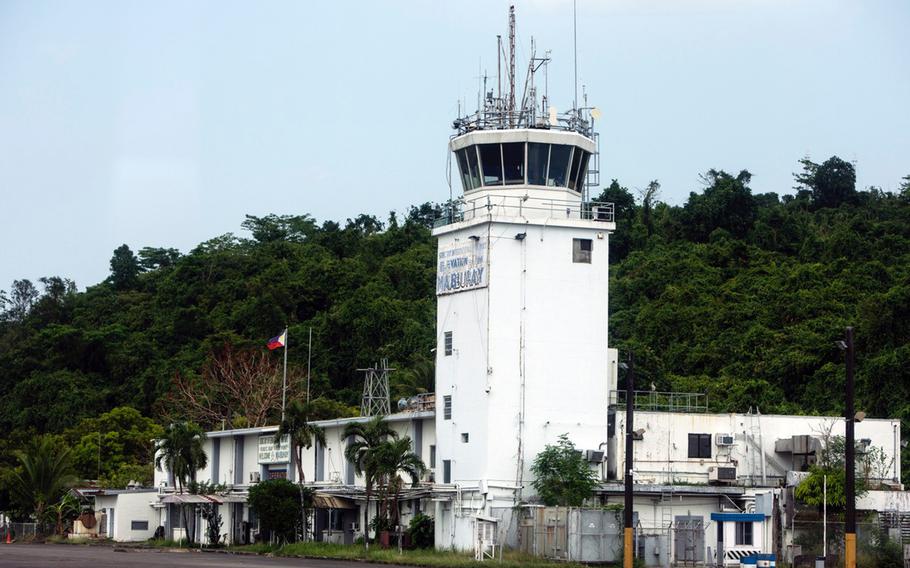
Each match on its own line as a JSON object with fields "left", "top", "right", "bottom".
{"left": 0, "top": 544, "right": 404, "bottom": 568}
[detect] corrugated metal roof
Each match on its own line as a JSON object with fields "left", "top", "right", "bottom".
{"left": 313, "top": 494, "right": 356, "bottom": 509}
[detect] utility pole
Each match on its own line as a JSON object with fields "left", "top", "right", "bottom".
{"left": 844, "top": 326, "right": 856, "bottom": 568}
{"left": 624, "top": 352, "right": 635, "bottom": 568}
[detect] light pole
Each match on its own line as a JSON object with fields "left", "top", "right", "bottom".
{"left": 624, "top": 352, "right": 635, "bottom": 568}
{"left": 837, "top": 327, "right": 856, "bottom": 568}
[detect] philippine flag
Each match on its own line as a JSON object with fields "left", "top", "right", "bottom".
{"left": 267, "top": 330, "right": 287, "bottom": 351}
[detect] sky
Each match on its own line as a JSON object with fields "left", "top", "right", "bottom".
{"left": 1, "top": 0, "right": 908, "bottom": 291}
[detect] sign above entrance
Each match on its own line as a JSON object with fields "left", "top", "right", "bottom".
{"left": 436, "top": 237, "right": 488, "bottom": 295}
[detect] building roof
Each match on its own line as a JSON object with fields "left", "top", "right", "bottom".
{"left": 202, "top": 410, "right": 435, "bottom": 439}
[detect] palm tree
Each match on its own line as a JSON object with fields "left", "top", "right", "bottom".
{"left": 343, "top": 416, "right": 397, "bottom": 549}
{"left": 276, "top": 400, "right": 326, "bottom": 540}
{"left": 375, "top": 437, "right": 426, "bottom": 532}
{"left": 9, "top": 436, "right": 78, "bottom": 534}
{"left": 155, "top": 422, "right": 207, "bottom": 544}
{"left": 276, "top": 400, "right": 326, "bottom": 484}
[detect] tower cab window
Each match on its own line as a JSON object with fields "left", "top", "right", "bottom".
{"left": 547, "top": 145, "right": 572, "bottom": 187}
{"left": 478, "top": 144, "right": 503, "bottom": 185}
{"left": 502, "top": 142, "right": 525, "bottom": 185}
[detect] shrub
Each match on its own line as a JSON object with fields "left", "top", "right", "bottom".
{"left": 407, "top": 513, "right": 434, "bottom": 549}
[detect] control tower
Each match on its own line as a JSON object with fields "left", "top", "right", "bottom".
{"left": 432, "top": 7, "right": 619, "bottom": 550}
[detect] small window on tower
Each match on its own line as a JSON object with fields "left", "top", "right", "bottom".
{"left": 444, "top": 331, "right": 453, "bottom": 356}
{"left": 573, "top": 238, "right": 592, "bottom": 263}
{"left": 443, "top": 460, "right": 452, "bottom": 484}
{"left": 461, "top": 433, "right": 469, "bottom": 443}
{"left": 430, "top": 445, "right": 436, "bottom": 468}
{"left": 443, "top": 395, "right": 452, "bottom": 420}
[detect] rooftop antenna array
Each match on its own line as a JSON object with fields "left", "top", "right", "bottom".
{"left": 451, "top": 5, "right": 601, "bottom": 146}
{"left": 359, "top": 358, "right": 393, "bottom": 417}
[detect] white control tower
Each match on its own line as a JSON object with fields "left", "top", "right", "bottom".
{"left": 432, "top": 9, "right": 619, "bottom": 550}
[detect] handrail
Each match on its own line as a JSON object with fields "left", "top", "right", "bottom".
{"left": 435, "top": 198, "right": 614, "bottom": 228}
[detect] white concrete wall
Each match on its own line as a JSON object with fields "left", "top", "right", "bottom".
{"left": 95, "top": 492, "right": 161, "bottom": 542}
{"left": 434, "top": 217, "right": 614, "bottom": 494}
{"left": 616, "top": 411, "right": 901, "bottom": 486}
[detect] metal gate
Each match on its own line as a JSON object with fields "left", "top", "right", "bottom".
{"left": 673, "top": 516, "right": 704, "bottom": 565}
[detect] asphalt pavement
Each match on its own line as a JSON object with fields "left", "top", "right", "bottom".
{"left": 0, "top": 544, "right": 404, "bottom": 568}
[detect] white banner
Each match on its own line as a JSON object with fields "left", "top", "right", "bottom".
{"left": 258, "top": 434, "right": 290, "bottom": 464}
{"left": 436, "top": 238, "right": 488, "bottom": 295}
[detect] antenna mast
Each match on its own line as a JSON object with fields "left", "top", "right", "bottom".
{"left": 508, "top": 5, "right": 516, "bottom": 117}
{"left": 573, "top": 0, "right": 578, "bottom": 114}
{"left": 359, "top": 359, "right": 393, "bottom": 417}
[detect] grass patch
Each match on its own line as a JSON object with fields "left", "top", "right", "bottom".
{"left": 229, "top": 541, "right": 587, "bottom": 568}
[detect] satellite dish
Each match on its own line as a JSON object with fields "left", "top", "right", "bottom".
{"left": 590, "top": 107, "right": 602, "bottom": 120}
{"left": 548, "top": 106, "right": 558, "bottom": 126}
{"left": 397, "top": 398, "right": 408, "bottom": 411}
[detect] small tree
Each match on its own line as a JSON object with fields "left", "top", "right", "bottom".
{"left": 247, "top": 479, "right": 301, "bottom": 544}
{"left": 154, "top": 422, "right": 207, "bottom": 544}
{"left": 8, "top": 436, "right": 78, "bottom": 534}
{"left": 530, "top": 434, "right": 599, "bottom": 507}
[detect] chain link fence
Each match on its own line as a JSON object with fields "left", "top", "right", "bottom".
{"left": 0, "top": 522, "right": 38, "bottom": 542}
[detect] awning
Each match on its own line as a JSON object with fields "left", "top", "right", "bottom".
{"left": 160, "top": 494, "right": 221, "bottom": 505}
{"left": 313, "top": 494, "right": 356, "bottom": 509}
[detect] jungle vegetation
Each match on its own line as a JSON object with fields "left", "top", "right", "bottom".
{"left": 0, "top": 156, "right": 907, "bottom": 518}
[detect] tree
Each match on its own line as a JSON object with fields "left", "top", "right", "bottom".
{"left": 247, "top": 478, "right": 302, "bottom": 543}
{"left": 163, "top": 344, "right": 299, "bottom": 429}
{"left": 109, "top": 244, "right": 141, "bottom": 290}
{"left": 374, "top": 437, "right": 426, "bottom": 531}
{"left": 794, "top": 156, "right": 857, "bottom": 209}
{"left": 138, "top": 247, "right": 181, "bottom": 271}
{"left": 276, "top": 400, "right": 326, "bottom": 541}
{"left": 154, "top": 421, "right": 207, "bottom": 544}
{"left": 683, "top": 169, "right": 756, "bottom": 241}
{"left": 65, "top": 406, "right": 163, "bottom": 482}
{"left": 343, "top": 416, "right": 397, "bottom": 548}
{"left": 8, "top": 436, "right": 78, "bottom": 533}
{"left": 4, "top": 279, "right": 39, "bottom": 322}
{"left": 530, "top": 434, "right": 598, "bottom": 507}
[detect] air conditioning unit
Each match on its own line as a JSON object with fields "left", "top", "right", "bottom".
{"left": 328, "top": 471, "right": 341, "bottom": 484}
{"left": 709, "top": 466, "right": 737, "bottom": 484}
{"left": 715, "top": 434, "right": 735, "bottom": 446}
{"left": 249, "top": 471, "right": 261, "bottom": 484}
{"left": 592, "top": 205, "right": 613, "bottom": 222}
{"left": 422, "top": 470, "right": 436, "bottom": 483}
{"left": 585, "top": 449, "right": 605, "bottom": 463}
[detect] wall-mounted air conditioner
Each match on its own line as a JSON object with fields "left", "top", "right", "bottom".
{"left": 423, "top": 470, "right": 435, "bottom": 483}
{"left": 585, "top": 450, "right": 605, "bottom": 463}
{"left": 329, "top": 471, "right": 341, "bottom": 483}
{"left": 709, "top": 466, "right": 737, "bottom": 484}
{"left": 249, "top": 471, "right": 261, "bottom": 484}
{"left": 715, "top": 434, "right": 735, "bottom": 446}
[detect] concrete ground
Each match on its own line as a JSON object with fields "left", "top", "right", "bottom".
{"left": 0, "top": 544, "right": 409, "bottom": 568}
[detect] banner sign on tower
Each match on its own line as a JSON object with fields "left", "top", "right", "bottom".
{"left": 436, "top": 238, "right": 488, "bottom": 295}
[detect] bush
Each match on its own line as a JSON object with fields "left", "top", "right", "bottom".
{"left": 247, "top": 479, "right": 301, "bottom": 543}
{"left": 407, "top": 513, "right": 434, "bottom": 549}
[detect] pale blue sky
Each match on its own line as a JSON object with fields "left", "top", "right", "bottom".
{"left": 1, "top": 0, "right": 908, "bottom": 291}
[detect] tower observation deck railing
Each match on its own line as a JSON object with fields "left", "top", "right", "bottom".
{"left": 609, "top": 390, "right": 709, "bottom": 413}
{"left": 434, "top": 196, "right": 614, "bottom": 228}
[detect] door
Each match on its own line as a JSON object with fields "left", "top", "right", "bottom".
{"left": 674, "top": 515, "right": 704, "bottom": 565}
{"left": 109, "top": 508, "right": 115, "bottom": 540}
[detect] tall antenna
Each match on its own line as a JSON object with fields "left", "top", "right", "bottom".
{"left": 508, "top": 5, "right": 516, "bottom": 115}
{"left": 573, "top": 0, "right": 578, "bottom": 113}
{"left": 359, "top": 359, "right": 393, "bottom": 417}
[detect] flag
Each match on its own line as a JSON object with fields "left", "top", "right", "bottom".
{"left": 267, "top": 330, "right": 287, "bottom": 351}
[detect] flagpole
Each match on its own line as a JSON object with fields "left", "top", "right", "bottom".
{"left": 306, "top": 327, "right": 312, "bottom": 405}
{"left": 281, "top": 326, "right": 288, "bottom": 422}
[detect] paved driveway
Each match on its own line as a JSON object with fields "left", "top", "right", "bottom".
{"left": 0, "top": 544, "right": 406, "bottom": 568}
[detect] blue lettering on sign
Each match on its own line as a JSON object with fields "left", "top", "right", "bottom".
{"left": 436, "top": 239, "right": 488, "bottom": 295}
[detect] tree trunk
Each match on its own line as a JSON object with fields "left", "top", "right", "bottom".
{"left": 364, "top": 480, "right": 371, "bottom": 550}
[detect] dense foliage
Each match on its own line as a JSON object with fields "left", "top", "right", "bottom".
{"left": 0, "top": 159, "right": 907, "bottom": 488}
{"left": 247, "top": 478, "right": 303, "bottom": 543}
